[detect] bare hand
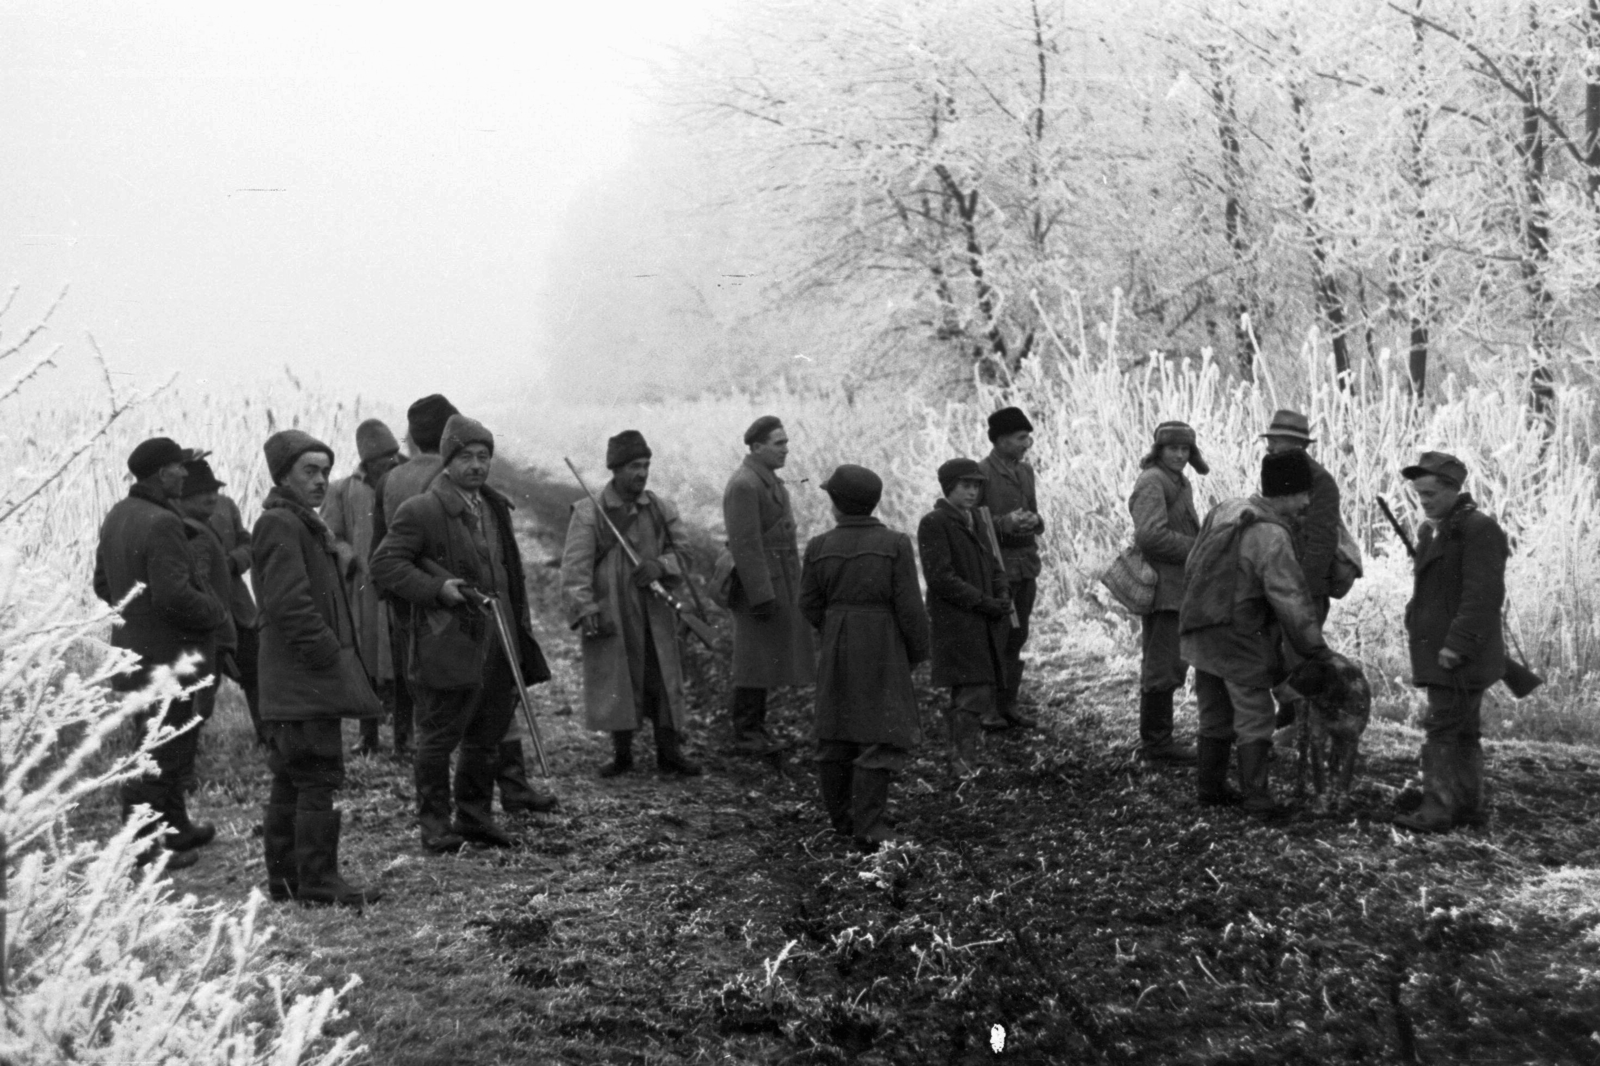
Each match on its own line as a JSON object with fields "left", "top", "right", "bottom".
{"left": 1438, "top": 647, "right": 1463, "bottom": 670}
{"left": 440, "top": 578, "right": 467, "bottom": 607}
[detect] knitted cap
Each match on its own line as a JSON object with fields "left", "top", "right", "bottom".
{"left": 406, "top": 393, "right": 459, "bottom": 453}
{"left": 440, "top": 414, "right": 494, "bottom": 466}
{"left": 606, "top": 429, "right": 652, "bottom": 470}
{"left": 264, "top": 429, "right": 334, "bottom": 483}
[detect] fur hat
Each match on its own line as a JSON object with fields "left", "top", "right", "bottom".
{"left": 987, "top": 406, "right": 1034, "bottom": 442}
{"left": 606, "top": 429, "right": 652, "bottom": 470}
{"left": 820, "top": 464, "right": 882, "bottom": 516}
{"left": 179, "top": 457, "right": 225, "bottom": 496}
{"left": 440, "top": 414, "right": 495, "bottom": 466}
{"left": 264, "top": 429, "right": 334, "bottom": 483}
{"left": 356, "top": 418, "right": 401, "bottom": 463}
{"left": 127, "top": 437, "right": 200, "bottom": 480}
{"left": 406, "top": 393, "right": 459, "bottom": 453}
{"left": 1261, "top": 449, "right": 1314, "bottom": 497}
{"left": 937, "top": 457, "right": 987, "bottom": 495}
{"left": 744, "top": 414, "right": 784, "bottom": 447}
{"left": 1147, "top": 420, "right": 1210, "bottom": 475}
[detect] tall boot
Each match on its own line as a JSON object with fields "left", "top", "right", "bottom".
{"left": 122, "top": 780, "right": 200, "bottom": 871}
{"left": 851, "top": 768, "right": 896, "bottom": 852}
{"left": 1196, "top": 738, "right": 1241, "bottom": 806}
{"left": 417, "top": 775, "right": 464, "bottom": 854}
{"left": 392, "top": 681, "right": 414, "bottom": 758}
{"left": 295, "top": 810, "right": 383, "bottom": 907}
{"left": 730, "top": 688, "right": 779, "bottom": 754}
{"left": 600, "top": 730, "right": 635, "bottom": 778}
{"left": 497, "top": 740, "right": 559, "bottom": 812}
{"left": 654, "top": 723, "right": 703, "bottom": 777}
{"left": 817, "top": 762, "right": 853, "bottom": 836}
{"left": 356, "top": 715, "right": 381, "bottom": 755}
{"left": 1235, "top": 740, "right": 1277, "bottom": 815}
{"left": 1395, "top": 741, "right": 1458, "bottom": 833}
{"left": 999, "top": 661, "right": 1037, "bottom": 729}
{"left": 947, "top": 706, "right": 981, "bottom": 778}
{"left": 1139, "top": 689, "right": 1197, "bottom": 764}
{"left": 1454, "top": 742, "right": 1488, "bottom": 828}
{"left": 263, "top": 804, "right": 299, "bottom": 902}
{"left": 453, "top": 747, "right": 520, "bottom": 848}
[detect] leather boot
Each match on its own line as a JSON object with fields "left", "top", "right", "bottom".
{"left": 1000, "top": 661, "right": 1037, "bottom": 728}
{"left": 654, "top": 723, "right": 703, "bottom": 777}
{"left": 295, "top": 810, "right": 383, "bottom": 907}
{"left": 263, "top": 803, "right": 298, "bottom": 902}
{"left": 1140, "top": 689, "right": 1197, "bottom": 764}
{"left": 356, "top": 715, "right": 381, "bottom": 755}
{"left": 730, "top": 687, "right": 781, "bottom": 753}
{"left": 1395, "top": 741, "right": 1457, "bottom": 833}
{"left": 851, "top": 768, "right": 895, "bottom": 852}
{"left": 817, "top": 762, "right": 853, "bottom": 836}
{"left": 947, "top": 706, "right": 981, "bottom": 778}
{"left": 1454, "top": 742, "right": 1488, "bottom": 828}
{"left": 417, "top": 780, "right": 465, "bottom": 854}
{"left": 453, "top": 747, "right": 520, "bottom": 847}
{"left": 600, "top": 730, "right": 635, "bottom": 778}
{"left": 1236, "top": 740, "right": 1277, "bottom": 815}
{"left": 498, "top": 740, "right": 559, "bottom": 812}
{"left": 1196, "top": 737, "right": 1241, "bottom": 806}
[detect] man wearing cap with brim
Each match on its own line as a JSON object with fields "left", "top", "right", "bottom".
{"left": 372, "top": 413, "right": 558, "bottom": 853}
{"left": 323, "top": 418, "right": 405, "bottom": 755}
{"left": 977, "top": 406, "right": 1044, "bottom": 730}
{"left": 1260, "top": 410, "right": 1342, "bottom": 619}
{"left": 253, "top": 429, "right": 384, "bottom": 907}
{"left": 721, "top": 414, "right": 815, "bottom": 754}
{"left": 1180, "top": 450, "right": 1334, "bottom": 815}
{"left": 560, "top": 429, "right": 702, "bottom": 779}
{"left": 801, "top": 464, "right": 930, "bottom": 850}
{"left": 174, "top": 457, "right": 238, "bottom": 737}
{"left": 918, "top": 458, "right": 1012, "bottom": 777}
{"left": 95, "top": 436, "right": 229, "bottom": 871}
{"left": 1394, "top": 451, "right": 1507, "bottom": 833}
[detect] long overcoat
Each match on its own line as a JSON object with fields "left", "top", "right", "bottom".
{"left": 917, "top": 500, "right": 1010, "bottom": 687}
{"left": 800, "top": 517, "right": 931, "bottom": 747}
{"left": 1128, "top": 462, "right": 1199, "bottom": 613}
{"left": 370, "top": 478, "right": 549, "bottom": 691}
{"left": 184, "top": 516, "right": 238, "bottom": 655}
{"left": 977, "top": 452, "right": 1045, "bottom": 582}
{"left": 322, "top": 471, "right": 393, "bottom": 682}
{"left": 252, "top": 487, "right": 379, "bottom": 720}
{"left": 1406, "top": 494, "right": 1507, "bottom": 689}
{"left": 1293, "top": 456, "right": 1342, "bottom": 600}
{"left": 722, "top": 455, "right": 815, "bottom": 688}
{"left": 94, "top": 484, "right": 228, "bottom": 690}
{"left": 560, "top": 485, "right": 688, "bottom": 732}
{"left": 208, "top": 494, "right": 258, "bottom": 630}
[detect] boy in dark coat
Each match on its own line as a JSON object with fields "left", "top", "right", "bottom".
{"left": 918, "top": 458, "right": 1011, "bottom": 776}
{"left": 253, "top": 430, "right": 383, "bottom": 907}
{"left": 1394, "top": 451, "right": 1507, "bottom": 832}
{"left": 977, "top": 407, "right": 1044, "bottom": 729}
{"left": 800, "top": 464, "right": 930, "bottom": 849}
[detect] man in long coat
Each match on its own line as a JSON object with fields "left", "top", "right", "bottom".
{"left": 801, "top": 464, "right": 929, "bottom": 850}
{"left": 372, "top": 414, "right": 557, "bottom": 852}
{"left": 1393, "top": 451, "right": 1507, "bottom": 833}
{"left": 323, "top": 418, "right": 404, "bottom": 754}
{"left": 253, "top": 430, "right": 383, "bottom": 906}
{"left": 175, "top": 458, "right": 237, "bottom": 738}
{"left": 561, "top": 430, "right": 701, "bottom": 778}
{"left": 918, "top": 458, "right": 1011, "bottom": 777}
{"left": 95, "top": 436, "right": 228, "bottom": 870}
{"left": 977, "top": 406, "right": 1043, "bottom": 730}
{"left": 208, "top": 480, "right": 262, "bottom": 743}
{"left": 721, "top": 414, "right": 815, "bottom": 753}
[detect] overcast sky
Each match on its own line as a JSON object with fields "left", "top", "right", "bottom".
{"left": 0, "top": 0, "right": 726, "bottom": 408}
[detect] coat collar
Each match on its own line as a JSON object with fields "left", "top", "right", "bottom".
{"left": 1416, "top": 493, "right": 1478, "bottom": 567}
{"left": 934, "top": 498, "right": 977, "bottom": 532}
{"left": 983, "top": 449, "right": 1027, "bottom": 482}
{"left": 429, "top": 475, "right": 512, "bottom": 519}
{"left": 836, "top": 515, "right": 882, "bottom": 529}
{"left": 128, "top": 482, "right": 177, "bottom": 511}
{"left": 742, "top": 453, "right": 783, "bottom": 490}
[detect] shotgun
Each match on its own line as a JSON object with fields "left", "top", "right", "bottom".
{"left": 977, "top": 505, "right": 1020, "bottom": 627}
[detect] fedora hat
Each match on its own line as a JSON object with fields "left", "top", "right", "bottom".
{"left": 1261, "top": 408, "right": 1315, "bottom": 443}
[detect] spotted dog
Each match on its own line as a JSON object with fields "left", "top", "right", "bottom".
{"left": 1282, "top": 652, "right": 1371, "bottom": 807}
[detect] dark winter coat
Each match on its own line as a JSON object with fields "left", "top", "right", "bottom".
{"left": 800, "top": 517, "right": 931, "bottom": 748}
{"left": 917, "top": 500, "right": 1010, "bottom": 688}
{"left": 1129, "top": 463, "right": 1199, "bottom": 613}
{"left": 370, "top": 453, "right": 436, "bottom": 562}
{"left": 208, "top": 494, "right": 259, "bottom": 630}
{"left": 1293, "top": 455, "right": 1342, "bottom": 600}
{"left": 1406, "top": 494, "right": 1507, "bottom": 689}
{"left": 252, "top": 487, "right": 379, "bottom": 721}
{"left": 322, "top": 471, "right": 392, "bottom": 681}
{"left": 977, "top": 451, "right": 1045, "bottom": 582}
{"left": 723, "top": 455, "right": 815, "bottom": 688}
{"left": 94, "top": 484, "right": 228, "bottom": 690}
{"left": 185, "top": 516, "right": 238, "bottom": 654}
{"left": 370, "top": 476, "right": 549, "bottom": 691}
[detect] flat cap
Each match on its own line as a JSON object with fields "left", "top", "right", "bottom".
{"left": 1402, "top": 450, "right": 1468, "bottom": 487}
{"left": 128, "top": 437, "right": 203, "bottom": 480}
{"left": 820, "top": 463, "right": 882, "bottom": 516}
{"left": 937, "top": 457, "right": 986, "bottom": 494}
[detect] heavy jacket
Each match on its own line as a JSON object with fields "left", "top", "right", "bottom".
{"left": 208, "top": 494, "right": 258, "bottom": 630}
{"left": 1406, "top": 494, "right": 1507, "bottom": 689}
{"left": 370, "top": 453, "right": 436, "bottom": 560}
{"left": 1293, "top": 455, "right": 1342, "bottom": 600}
{"left": 94, "top": 484, "right": 228, "bottom": 690}
{"left": 1179, "top": 497, "right": 1326, "bottom": 688}
{"left": 977, "top": 451, "right": 1045, "bottom": 582}
{"left": 185, "top": 516, "right": 238, "bottom": 655}
{"left": 370, "top": 477, "right": 549, "bottom": 691}
{"left": 722, "top": 455, "right": 815, "bottom": 688}
{"left": 1129, "top": 463, "right": 1199, "bottom": 613}
{"left": 252, "top": 487, "right": 379, "bottom": 720}
{"left": 322, "top": 471, "right": 393, "bottom": 681}
{"left": 918, "top": 500, "right": 1010, "bottom": 687}
{"left": 801, "top": 517, "right": 930, "bottom": 747}
{"left": 560, "top": 485, "right": 689, "bottom": 732}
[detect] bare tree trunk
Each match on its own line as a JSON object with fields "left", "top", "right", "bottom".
{"left": 1028, "top": 0, "right": 1051, "bottom": 256}
{"left": 1587, "top": 0, "right": 1600, "bottom": 206}
{"left": 1405, "top": 1, "right": 1433, "bottom": 400}
{"left": 934, "top": 164, "right": 1012, "bottom": 375}
{"left": 1290, "top": 84, "right": 1353, "bottom": 384}
{"left": 1207, "top": 47, "right": 1257, "bottom": 380}
{"left": 1519, "top": 17, "right": 1557, "bottom": 419}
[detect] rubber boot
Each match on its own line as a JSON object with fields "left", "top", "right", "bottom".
{"left": 1395, "top": 741, "right": 1457, "bottom": 833}
{"left": 600, "top": 730, "right": 636, "bottom": 778}
{"left": 1454, "top": 742, "right": 1488, "bottom": 828}
{"left": 263, "top": 803, "right": 299, "bottom": 902}
{"left": 295, "top": 810, "right": 383, "bottom": 907}
{"left": 999, "top": 661, "right": 1037, "bottom": 728}
{"left": 1139, "top": 689, "right": 1198, "bottom": 764}
{"left": 163, "top": 783, "right": 217, "bottom": 852}
{"left": 1196, "top": 738, "right": 1242, "bottom": 806}
{"left": 851, "top": 768, "right": 895, "bottom": 852}
{"left": 654, "top": 723, "right": 703, "bottom": 777}
{"left": 817, "top": 762, "right": 854, "bottom": 836}
{"left": 730, "top": 688, "right": 780, "bottom": 753}
{"left": 498, "top": 740, "right": 559, "bottom": 812}
{"left": 1236, "top": 740, "right": 1278, "bottom": 816}
{"left": 453, "top": 747, "right": 520, "bottom": 848}
{"left": 417, "top": 780, "right": 465, "bottom": 854}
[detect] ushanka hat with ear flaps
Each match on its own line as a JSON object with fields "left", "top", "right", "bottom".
{"left": 1151, "top": 421, "right": 1209, "bottom": 475}
{"left": 987, "top": 406, "right": 1034, "bottom": 442}
{"left": 1402, "top": 450, "right": 1468, "bottom": 488}
{"left": 606, "top": 430, "right": 652, "bottom": 470}
{"left": 406, "top": 393, "right": 459, "bottom": 453}
{"left": 821, "top": 464, "right": 882, "bottom": 516}
{"left": 937, "top": 457, "right": 987, "bottom": 495}
{"left": 1261, "top": 449, "right": 1314, "bottom": 497}
{"left": 263, "top": 430, "right": 333, "bottom": 483}
{"left": 356, "top": 419, "right": 401, "bottom": 463}
{"left": 440, "top": 414, "right": 495, "bottom": 466}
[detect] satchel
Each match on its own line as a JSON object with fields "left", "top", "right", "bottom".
{"left": 1099, "top": 545, "right": 1158, "bottom": 615}
{"left": 1327, "top": 522, "right": 1364, "bottom": 600}
{"left": 710, "top": 547, "right": 739, "bottom": 609}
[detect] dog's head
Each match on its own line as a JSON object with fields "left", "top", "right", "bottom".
{"left": 1286, "top": 653, "right": 1352, "bottom": 704}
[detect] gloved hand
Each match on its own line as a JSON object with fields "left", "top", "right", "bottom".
{"left": 633, "top": 558, "right": 666, "bottom": 589}
{"left": 749, "top": 598, "right": 778, "bottom": 620}
{"left": 977, "top": 596, "right": 1011, "bottom": 619}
